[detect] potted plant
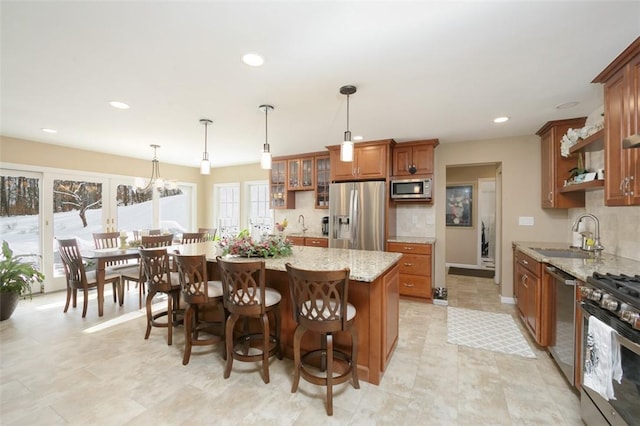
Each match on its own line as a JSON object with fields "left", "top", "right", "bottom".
{"left": 0, "top": 240, "right": 45, "bottom": 321}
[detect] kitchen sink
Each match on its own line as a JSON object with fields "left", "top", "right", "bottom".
{"left": 531, "top": 248, "right": 593, "bottom": 259}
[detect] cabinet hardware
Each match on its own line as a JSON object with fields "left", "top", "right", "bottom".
{"left": 402, "top": 283, "right": 415, "bottom": 287}
{"left": 522, "top": 259, "right": 528, "bottom": 265}
{"left": 403, "top": 263, "right": 413, "bottom": 266}
{"left": 403, "top": 246, "right": 414, "bottom": 250}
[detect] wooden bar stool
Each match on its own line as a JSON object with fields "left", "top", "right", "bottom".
{"left": 175, "top": 254, "right": 225, "bottom": 365}
{"left": 216, "top": 256, "right": 282, "bottom": 384}
{"left": 139, "top": 248, "right": 182, "bottom": 345}
{"left": 285, "top": 263, "right": 359, "bottom": 416}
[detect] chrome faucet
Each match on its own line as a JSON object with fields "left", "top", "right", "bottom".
{"left": 571, "top": 213, "right": 604, "bottom": 256}
{"left": 298, "top": 214, "right": 308, "bottom": 233}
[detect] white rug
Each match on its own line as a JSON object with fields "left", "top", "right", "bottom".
{"left": 447, "top": 307, "right": 536, "bottom": 358}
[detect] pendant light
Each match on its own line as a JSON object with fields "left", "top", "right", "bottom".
{"left": 259, "top": 104, "right": 274, "bottom": 170}
{"left": 199, "top": 118, "right": 213, "bottom": 175}
{"left": 139, "top": 144, "right": 164, "bottom": 192}
{"left": 340, "top": 85, "right": 357, "bottom": 162}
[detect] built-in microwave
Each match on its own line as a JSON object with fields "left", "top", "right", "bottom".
{"left": 390, "top": 177, "right": 432, "bottom": 200}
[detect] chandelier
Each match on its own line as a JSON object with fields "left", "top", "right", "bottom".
{"left": 137, "top": 144, "right": 173, "bottom": 192}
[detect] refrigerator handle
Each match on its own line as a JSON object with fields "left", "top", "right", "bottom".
{"left": 351, "top": 189, "right": 359, "bottom": 246}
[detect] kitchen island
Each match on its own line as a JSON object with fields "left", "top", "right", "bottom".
{"left": 176, "top": 242, "right": 402, "bottom": 385}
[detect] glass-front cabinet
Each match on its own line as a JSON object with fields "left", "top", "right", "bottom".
{"left": 315, "top": 155, "right": 330, "bottom": 208}
{"left": 270, "top": 160, "right": 294, "bottom": 209}
{"left": 287, "top": 157, "right": 314, "bottom": 191}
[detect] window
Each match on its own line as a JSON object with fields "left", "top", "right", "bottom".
{"left": 246, "top": 181, "right": 273, "bottom": 234}
{"left": 214, "top": 183, "right": 240, "bottom": 238}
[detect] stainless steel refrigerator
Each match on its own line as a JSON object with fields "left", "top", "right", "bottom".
{"left": 329, "top": 181, "right": 385, "bottom": 251}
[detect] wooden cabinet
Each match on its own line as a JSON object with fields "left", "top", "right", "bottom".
{"left": 514, "top": 248, "right": 549, "bottom": 346}
{"left": 288, "top": 236, "right": 328, "bottom": 248}
{"left": 328, "top": 140, "right": 394, "bottom": 181}
{"left": 593, "top": 37, "right": 640, "bottom": 206}
{"left": 287, "top": 156, "right": 314, "bottom": 191}
{"left": 386, "top": 241, "right": 432, "bottom": 300}
{"left": 392, "top": 139, "right": 438, "bottom": 177}
{"left": 270, "top": 160, "right": 294, "bottom": 209}
{"left": 536, "top": 118, "right": 586, "bottom": 209}
{"left": 315, "top": 155, "right": 330, "bottom": 208}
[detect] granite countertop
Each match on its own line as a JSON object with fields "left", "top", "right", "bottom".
{"left": 286, "top": 232, "right": 328, "bottom": 239}
{"left": 387, "top": 236, "right": 437, "bottom": 245}
{"left": 513, "top": 241, "right": 640, "bottom": 282}
{"left": 177, "top": 241, "right": 402, "bottom": 283}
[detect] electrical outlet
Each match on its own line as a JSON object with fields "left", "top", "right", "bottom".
{"left": 518, "top": 216, "right": 534, "bottom": 226}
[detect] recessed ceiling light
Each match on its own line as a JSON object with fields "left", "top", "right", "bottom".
{"left": 493, "top": 116, "right": 509, "bottom": 123}
{"left": 41, "top": 128, "right": 57, "bottom": 133}
{"left": 353, "top": 135, "right": 363, "bottom": 141}
{"left": 555, "top": 101, "right": 580, "bottom": 109}
{"left": 109, "top": 101, "right": 130, "bottom": 109}
{"left": 242, "top": 53, "right": 265, "bottom": 67}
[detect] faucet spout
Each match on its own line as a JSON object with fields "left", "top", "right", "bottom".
{"left": 571, "top": 213, "right": 604, "bottom": 255}
{"left": 298, "top": 214, "right": 308, "bottom": 232}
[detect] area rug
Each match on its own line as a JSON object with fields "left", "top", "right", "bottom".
{"left": 448, "top": 267, "right": 495, "bottom": 278}
{"left": 447, "top": 307, "right": 536, "bottom": 358}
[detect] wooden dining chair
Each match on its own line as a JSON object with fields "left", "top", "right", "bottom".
{"left": 57, "top": 238, "right": 121, "bottom": 318}
{"left": 285, "top": 263, "right": 359, "bottom": 416}
{"left": 216, "top": 256, "right": 282, "bottom": 384}
{"left": 92, "top": 231, "right": 141, "bottom": 302}
{"left": 175, "top": 254, "right": 225, "bottom": 365}
{"left": 139, "top": 248, "right": 182, "bottom": 345}
{"left": 181, "top": 232, "right": 206, "bottom": 244}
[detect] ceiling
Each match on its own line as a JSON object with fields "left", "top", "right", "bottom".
{"left": 2, "top": 1, "right": 639, "bottom": 169}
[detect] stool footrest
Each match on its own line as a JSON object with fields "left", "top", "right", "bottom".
{"left": 231, "top": 332, "right": 279, "bottom": 362}
{"left": 299, "top": 348, "right": 354, "bottom": 386}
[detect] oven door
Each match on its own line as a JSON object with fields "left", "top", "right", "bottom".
{"left": 580, "top": 302, "right": 640, "bottom": 426}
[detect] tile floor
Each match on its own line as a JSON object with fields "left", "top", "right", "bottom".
{"left": 0, "top": 273, "right": 583, "bottom": 425}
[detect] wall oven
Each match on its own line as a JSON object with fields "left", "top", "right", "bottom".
{"left": 579, "top": 272, "right": 640, "bottom": 426}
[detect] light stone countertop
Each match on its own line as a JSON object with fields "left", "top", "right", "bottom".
{"left": 388, "top": 236, "right": 437, "bottom": 245}
{"left": 177, "top": 242, "right": 402, "bottom": 283}
{"left": 513, "top": 241, "right": 640, "bottom": 282}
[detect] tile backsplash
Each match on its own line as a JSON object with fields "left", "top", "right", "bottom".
{"left": 395, "top": 204, "right": 436, "bottom": 237}
{"left": 273, "top": 191, "right": 327, "bottom": 235}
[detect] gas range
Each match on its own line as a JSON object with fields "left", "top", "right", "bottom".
{"left": 581, "top": 272, "right": 640, "bottom": 332}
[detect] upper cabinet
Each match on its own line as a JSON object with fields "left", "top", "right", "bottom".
{"left": 270, "top": 159, "right": 295, "bottom": 209}
{"left": 593, "top": 37, "right": 640, "bottom": 206}
{"left": 327, "top": 139, "right": 395, "bottom": 182}
{"left": 315, "top": 155, "right": 330, "bottom": 208}
{"left": 392, "top": 139, "right": 439, "bottom": 177}
{"left": 287, "top": 156, "right": 314, "bottom": 191}
{"left": 536, "top": 118, "right": 586, "bottom": 209}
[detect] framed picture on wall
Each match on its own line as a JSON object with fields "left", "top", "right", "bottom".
{"left": 446, "top": 184, "right": 473, "bottom": 227}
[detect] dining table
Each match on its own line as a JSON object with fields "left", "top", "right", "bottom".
{"left": 83, "top": 247, "right": 141, "bottom": 315}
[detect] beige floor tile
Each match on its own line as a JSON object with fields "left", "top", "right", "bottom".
{"left": 0, "top": 273, "right": 583, "bottom": 425}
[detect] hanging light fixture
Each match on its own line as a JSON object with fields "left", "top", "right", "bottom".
{"left": 199, "top": 118, "right": 213, "bottom": 175}
{"left": 259, "top": 104, "right": 274, "bottom": 170}
{"left": 340, "top": 85, "right": 357, "bottom": 162}
{"left": 139, "top": 144, "right": 164, "bottom": 192}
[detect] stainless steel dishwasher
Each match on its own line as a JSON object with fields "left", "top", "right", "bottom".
{"left": 546, "top": 266, "right": 578, "bottom": 386}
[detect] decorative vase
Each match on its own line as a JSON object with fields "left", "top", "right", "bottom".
{"left": 0, "top": 292, "right": 20, "bottom": 321}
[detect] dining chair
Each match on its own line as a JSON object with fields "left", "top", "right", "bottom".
{"left": 92, "top": 231, "right": 141, "bottom": 301}
{"left": 198, "top": 227, "right": 217, "bottom": 240}
{"left": 175, "top": 254, "right": 225, "bottom": 365}
{"left": 139, "top": 248, "right": 182, "bottom": 345}
{"left": 181, "top": 232, "right": 206, "bottom": 244}
{"left": 57, "top": 238, "right": 122, "bottom": 318}
{"left": 216, "top": 256, "right": 282, "bottom": 383}
{"left": 285, "top": 263, "right": 359, "bottom": 416}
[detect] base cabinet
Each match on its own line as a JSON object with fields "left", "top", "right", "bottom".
{"left": 514, "top": 248, "right": 549, "bottom": 346}
{"left": 387, "top": 241, "right": 432, "bottom": 300}
{"left": 288, "top": 236, "right": 328, "bottom": 248}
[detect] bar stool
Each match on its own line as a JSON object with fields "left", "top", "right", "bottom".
{"left": 175, "top": 254, "right": 225, "bottom": 365}
{"left": 216, "top": 256, "right": 282, "bottom": 384}
{"left": 285, "top": 263, "right": 359, "bottom": 416}
{"left": 139, "top": 248, "right": 182, "bottom": 345}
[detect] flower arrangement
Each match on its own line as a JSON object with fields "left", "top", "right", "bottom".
{"left": 220, "top": 229, "right": 293, "bottom": 258}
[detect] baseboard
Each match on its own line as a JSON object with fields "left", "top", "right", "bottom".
{"left": 501, "top": 296, "right": 516, "bottom": 304}
{"left": 432, "top": 299, "right": 448, "bottom": 306}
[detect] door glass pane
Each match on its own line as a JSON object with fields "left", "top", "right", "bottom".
{"left": 53, "top": 179, "right": 103, "bottom": 277}
{"left": 116, "top": 184, "right": 153, "bottom": 238}
{"left": 248, "top": 182, "right": 272, "bottom": 233}
{"left": 0, "top": 174, "right": 42, "bottom": 287}
{"left": 159, "top": 185, "right": 189, "bottom": 238}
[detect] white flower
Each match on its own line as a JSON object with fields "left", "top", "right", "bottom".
{"left": 560, "top": 128, "right": 579, "bottom": 157}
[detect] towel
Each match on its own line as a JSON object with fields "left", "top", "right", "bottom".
{"left": 583, "top": 316, "right": 623, "bottom": 400}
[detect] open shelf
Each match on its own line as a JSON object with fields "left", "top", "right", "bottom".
{"left": 559, "top": 180, "right": 604, "bottom": 193}
{"left": 569, "top": 129, "right": 604, "bottom": 154}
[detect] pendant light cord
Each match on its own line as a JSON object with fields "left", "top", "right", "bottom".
{"left": 346, "top": 93, "right": 350, "bottom": 132}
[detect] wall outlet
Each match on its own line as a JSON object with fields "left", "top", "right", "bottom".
{"left": 518, "top": 216, "right": 534, "bottom": 226}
